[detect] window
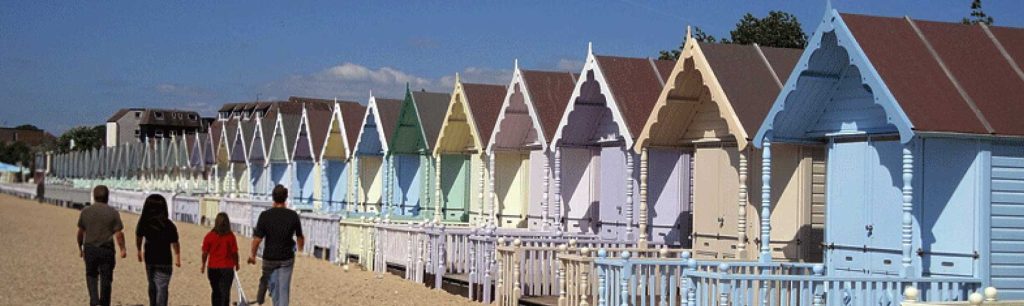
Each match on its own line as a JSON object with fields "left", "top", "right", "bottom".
{"left": 154, "top": 112, "right": 164, "bottom": 119}
{"left": 134, "top": 129, "right": 140, "bottom": 136}
{"left": 155, "top": 130, "right": 164, "bottom": 137}
{"left": 188, "top": 114, "right": 197, "bottom": 120}
{"left": 134, "top": 111, "right": 141, "bottom": 118}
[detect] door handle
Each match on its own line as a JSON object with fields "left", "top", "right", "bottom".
{"left": 865, "top": 224, "right": 874, "bottom": 236}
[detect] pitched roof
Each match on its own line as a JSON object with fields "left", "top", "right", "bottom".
{"left": 461, "top": 83, "right": 507, "bottom": 146}
{"left": 411, "top": 91, "right": 451, "bottom": 148}
{"left": 595, "top": 55, "right": 674, "bottom": 137}
{"left": 842, "top": 13, "right": 1024, "bottom": 137}
{"left": 700, "top": 43, "right": 802, "bottom": 137}
{"left": 374, "top": 98, "right": 404, "bottom": 144}
{"left": 338, "top": 101, "right": 367, "bottom": 152}
{"left": 521, "top": 70, "right": 577, "bottom": 141}
{"left": 304, "top": 102, "right": 334, "bottom": 159}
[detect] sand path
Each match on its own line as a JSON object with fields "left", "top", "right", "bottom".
{"left": 0, "top": 193, "right": 481, "bottom": 306}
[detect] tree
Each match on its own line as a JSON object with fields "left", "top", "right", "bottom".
{"left": 56, "top": 125, "right": 105, "bottom": 153}
{"left": 657, "top": 11, "right": 806, "bottom": 60}
{"left": 730, "top": 11, "right": 807, "bottom": 49}
{"left": 962, "top": 0, "right": 994, "bottom": 25}
{"left": 0, "top": 141, "right": 32, "bottom": 167}
{"left": 658, "top": 27, "right": 724, "bottom": 60}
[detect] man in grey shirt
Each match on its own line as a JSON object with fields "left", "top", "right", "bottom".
{"left": 77, "top": 185, "right": 127, "bottom": 306}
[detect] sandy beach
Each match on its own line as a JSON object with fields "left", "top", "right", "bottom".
{"left": 0, "top": 193, "right": 481, "bottom": 306}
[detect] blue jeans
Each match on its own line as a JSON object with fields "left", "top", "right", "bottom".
{"left": 145, "top": 265, "right": 173, "bottom": 306}
{"left": 257, "top": 258, "right": 294, "bottom": 306}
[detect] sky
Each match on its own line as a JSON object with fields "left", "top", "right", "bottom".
{"left": 2, "top": 0, "right": 1022, "bottom": 135}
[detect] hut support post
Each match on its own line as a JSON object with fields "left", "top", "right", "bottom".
{"left": 901, "top": 144, "right": 914, "bottom": 277}
{"left": 542, "top": 151, "right": 550, "bottom": 229}
{"left": 738, "top": 149, "right": 748, "bottom": 258}
{"left": 354, "top": 155, "right": 360, "bottom": 213}
{"left": 626, "top": 149, "right": 635, "bottom": 242}
{"left": 434, "top": 155, "right": 442, "bottom": 223}
{"left": 639, "top": 148, "right": 648, "bottom": 247}
{"left": 489, "top": 154, "right": 497, "bottom": 226}
{"left": 554, "top": 148, "right": 563, "bottom": 234}
{"left": 759, "top": 139, "right": 772, "bottom": 263}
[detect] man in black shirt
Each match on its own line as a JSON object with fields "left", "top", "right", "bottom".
{"left": 248, "top": 185, "right": 304, "bottom": 306}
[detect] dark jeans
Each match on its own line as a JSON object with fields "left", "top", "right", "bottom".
{"left": 84, "top": 246, "right": 116, "bottom": 306}
{"left": 256, "top": 258, "right": 294, "bottom": 306}
{"left": 207, "top": 268, "right": 234, "bottom": 306}
{"left": 145, "top": 265, "right": 173, "bottom": 306}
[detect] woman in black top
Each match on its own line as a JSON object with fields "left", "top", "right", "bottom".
{"left": 135, "top": 194, "right": 180, "bottom": 306}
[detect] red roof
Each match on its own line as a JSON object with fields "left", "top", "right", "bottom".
{"left": 338, "top": 101, "right": 367, "bottom": 152}
{"left": 521, "top": 70, "right": 576, "bottom": 141}
{"left": 461, "top": 83, "right": 507, "bottom": 146}
{"left": 842, "top": 13, "right": 1024, "bottom": 136}
{"left": 595, "top": 55, "right": 674, "bottom": 137}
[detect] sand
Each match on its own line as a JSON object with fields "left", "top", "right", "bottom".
{"left": 0, "top": 193, "right": 482, "bottom": 306}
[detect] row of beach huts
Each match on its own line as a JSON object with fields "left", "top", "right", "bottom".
{"left": 7, "top": 8, "right": 1024, "bottom": 305}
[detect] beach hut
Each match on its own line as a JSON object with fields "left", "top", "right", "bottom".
{"left": 352, "top": 94, "right": 403, "bottom": 214}
{"left": 634, "top": 31, "right": 822, "bottom": 257}
{"left": 228, "top": 117, "right": 253, "bottom": 196}
{"left": 550, "top": 44, "right": 673, "bottom": 241}
{"left": 434, "top": 77, "right": 505, "bottom": 225}
{"left": 390, "top": 87, "right": 449, "bottom": 220}
{"left": 289, "top": 97, "right": 333, "bottom": 210}
{"left": 753, "top": 9, "right": 1024, "bottom": 295}
{"left": 267, "top": 102, "right": 305, "bottom": 200}
{"left": 486, "top": 63, "right": 576, "bottom": 230}
{"left": 248, "top": 104, "right": 277, "bottom": 199}
{"left": 214, "top": 119, "right": 235, "bottom": 195}
{"left": 320, "top": 100, "right": 365, "bottom": 213}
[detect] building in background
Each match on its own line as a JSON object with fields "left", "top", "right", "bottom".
{"left": 105, "top": 108, "right": 207, "bottom": 147}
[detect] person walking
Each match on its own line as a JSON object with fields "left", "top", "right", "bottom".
{"left": 77, "top": 185, "right": 127, "bottom": 306}
{"left": 135, "top": 194, "right": 181, "bottom": 306}
{"left": 247, "top": 185, "right": 304, "bottom": 306}
{"left": 201, "top": 213, "right": 239, "bottom": 306}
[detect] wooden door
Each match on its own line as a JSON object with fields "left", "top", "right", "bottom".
{"left": 648, "top": 149, "right": 691, "bottom": 247}
{"left": 359, "top": 156, "right": 383, "bottom": 212}
{"left": 599, "top": 146, "right": 627, "bottom": 239}
{"left": 441, "top": 154, "right": 470, "bottom": 222}
{"left": 496, "top": 152, "right": 529, "bottom": 228}
{"left": 394, "top": 154, "right": 422, "bottom": 216}
{"left": 693, "top": 146, "right": 739, "bottom": 259}
{"left": 865, "top": 140, "right": 904, "bottom": 276}
{"left": 826, "top": 141, "right": 869, "bottom": 274}
{"left": 562, "top": 147, "right": 598, "bottom": 234}
{"left": 920, "top": 138, "right": 977, "bottom": 277}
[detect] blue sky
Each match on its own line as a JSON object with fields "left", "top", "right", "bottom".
{"left": 2, "top": 1, "right": 1021, "bottom": 134}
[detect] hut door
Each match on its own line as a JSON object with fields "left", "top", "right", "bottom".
{"left": 865, "top": 140, "right": 904, "bottom": 276}
{"left": 441, "top": 154, "right": 470, "bottom": 222}
{"left": 648, "top": 149, "right": 692, "bottom": 247}
{"left": 562, "top": 147, "right": 599, "bottom": 234}
{"left": 920, "top": 138, "right": 977, "bottom": 277}
{"left": 599, "top": 146, "right": 627, "bottom": 240}
{"left": 395, "top": 154, "right": 422, "bottom": 216}
{"left": 826, "top": 141, "right": 870, "bottom": 274}
{"left": 692, "top": 146, "right": 739, "bottom": 259}
{"left": 360, "top": 156, "right": 383, "bottom": 212}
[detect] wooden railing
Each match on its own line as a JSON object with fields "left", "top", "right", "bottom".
{"left": 300, "top": 212, "right": 342, "bottom": 262}
{"left": 171, "top": 195, "right": 202, "bottom": 224}
{"left": 593, "top": 252, "right": 981, "bottom": 306}
{"left": 339, "top": 218, "right": 376, "bottom": 269}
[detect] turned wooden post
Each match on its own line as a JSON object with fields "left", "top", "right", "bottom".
{"left": 759, "top": 138, "right": 772, "bottom": 263}
{"left": 489, "top": 153, "right": 497, "bottom": 226}
{"left": 625, "top": 149, "right": 635, "bottom": 241}
{"left": 543, "top": 151, "right": 551, "bottom": 229}
{"left": 901, "top": 144, "right": 914, "bottom": 277}
{"left": 434, "top": 155, "right": 442, "bottom": 223}
{"left": 639, "top": 148, "right": 649, "bottom": 248}
{"left": 737, "top": 149, "right": 748, "bottom": 258}
{"left": 554, "top": 148, "right": 563, "bottom": 233}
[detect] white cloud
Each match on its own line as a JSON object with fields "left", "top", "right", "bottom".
{"left": 265, "top": 62, "right": 511, "bottom": 102}
{"left": 555, "top": 58, "right": 585, "bottom": 72}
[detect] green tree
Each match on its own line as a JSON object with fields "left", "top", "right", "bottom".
{"left": 658, "top": 27, "right": 722, "bottom": 60}
{"left": 56, "top": 125, "right": 105, "bottom": 153}
{"left": 729, "top": 11, "right": 807, "bottom": 48}
{"left": 658, "top": 11, "right": 806, "bottom": 60}
{"left": 962, "top": 0, "right": 994, "bottom": 25}
{"left": 0, "top": 141, "right": 32, "bottom": 167}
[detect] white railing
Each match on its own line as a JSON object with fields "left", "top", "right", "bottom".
{"left": 300, "top": 212, "right": 342, "bottom": 262}
{"left": 171, "top": 195, "right": 202, "bottom": 224}
{"left": 593, "top": 252, "right": 981, "bottom": 306}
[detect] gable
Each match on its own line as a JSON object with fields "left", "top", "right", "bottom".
{"left": 489, "top": 71, "right": 544, "bottom": 153}
{"left": 754, "top": 10, "right": 915, "bottom": 146}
